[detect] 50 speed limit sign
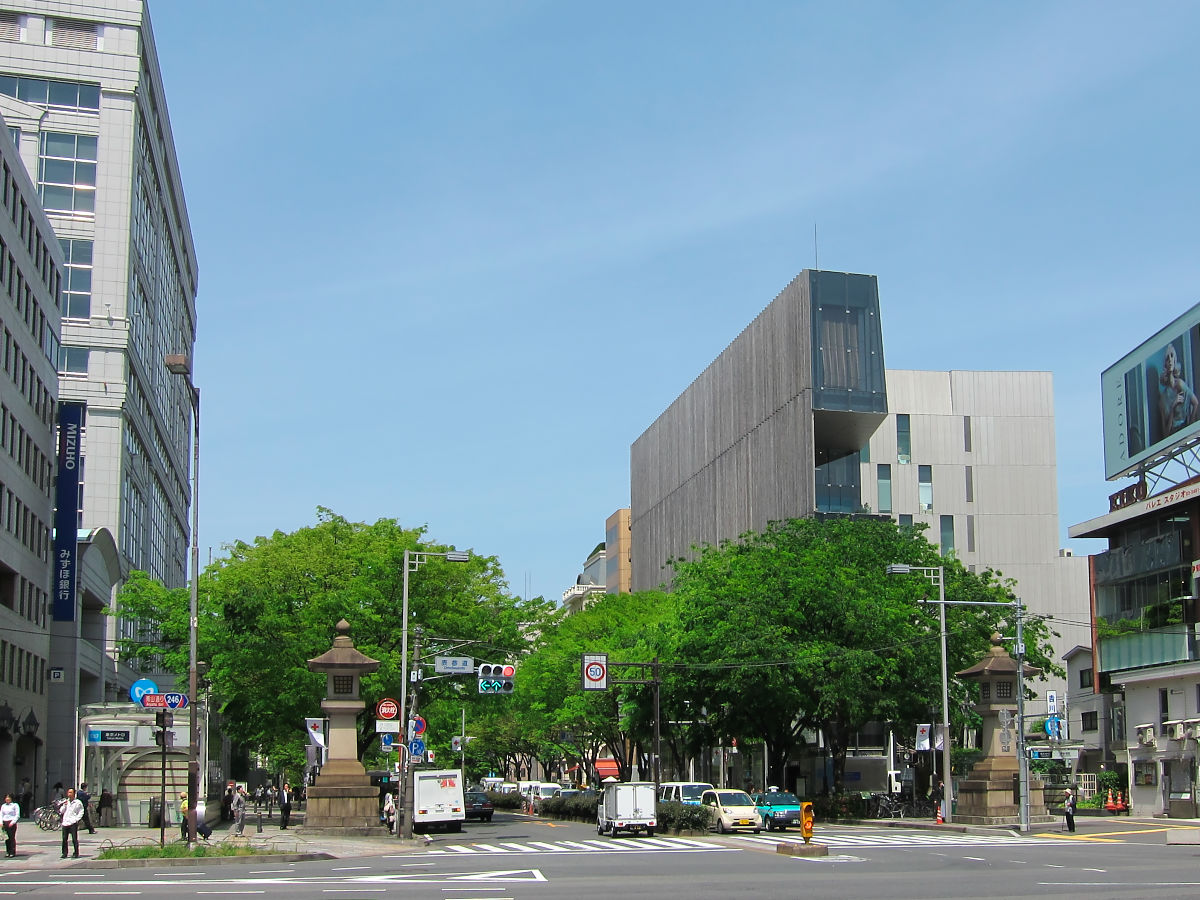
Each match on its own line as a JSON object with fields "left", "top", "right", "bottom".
{"left": 581, "top": 653, "right": 608, "bottom": 691}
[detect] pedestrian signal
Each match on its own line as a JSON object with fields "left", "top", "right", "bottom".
{"left": 477, "top": 663, "right": 515, "bottom": 694}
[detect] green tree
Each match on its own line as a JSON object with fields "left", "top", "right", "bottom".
{"left": 116, "top": 509, "right": 554, "bottom": 776}
{"left": 668, "top": 515, "right": 1060, "bottom": 791}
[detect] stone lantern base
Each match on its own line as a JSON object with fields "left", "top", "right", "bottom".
{"left": 302, "top": 760, "right": 385, "bottom": 832}
{"left": 954, "top": 758, "right": 1055, "bottom": 825}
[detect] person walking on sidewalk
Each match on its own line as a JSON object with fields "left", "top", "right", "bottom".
{"left": 59, "top": 788, "right": 84, "bottom": 858}
{"left": 232, "top": 787, "right": 247, "bottom": 836}
{"left": 278, "top": 783, "right": 292, "bottom": 829}
{"left": 1, "top": 793, "right": 20, "bottom": 857}
{"left": 1063, "top": 787, "right": 1076, "bottom": 833}
{"left": 77, "top": 783, "right": 95, "bottom": 834}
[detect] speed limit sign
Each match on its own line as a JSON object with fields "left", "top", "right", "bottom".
{"left": 582, "top": 653, "right": 608, "bottom": 691}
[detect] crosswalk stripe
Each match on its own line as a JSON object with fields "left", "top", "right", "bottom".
{"left": 527, "top": 841, "right": 568, "bottom": 851}
{"left": 497, "top": 842, "right": 537, "bottom": 852}
{"left": 425, "top": 836, "right": 730, "bottom": 855}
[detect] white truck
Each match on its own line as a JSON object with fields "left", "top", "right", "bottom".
{"left": 596, "top": 781, "right": 657, "bottom": 837}
{"left": 413, "top": 769, "right": 466, "bottom": 833}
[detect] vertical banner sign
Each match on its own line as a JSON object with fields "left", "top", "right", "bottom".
{"left": 53, "top": 402, "right": 85, "bottom": 621}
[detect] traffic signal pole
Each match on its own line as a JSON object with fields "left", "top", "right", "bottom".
{"left": 399, "top": 627, "right": 422, "bottom": 841}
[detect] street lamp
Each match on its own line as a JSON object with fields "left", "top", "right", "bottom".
{"left": 885, "top": 563, "right": 953, "bottom": 823}
{"left": 164, "top": 353, "right": 200, "bottom": 846}
{"left": 398, "top": 548, "right": 470, "bottom": 840}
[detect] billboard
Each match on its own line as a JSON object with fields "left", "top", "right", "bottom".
{"left": 1103, "top": 302, "right": 1200, "bottom": 479}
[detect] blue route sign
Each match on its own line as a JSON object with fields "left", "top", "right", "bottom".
{"left": 381, "top": 733, "right": 394, "bottom": 750}
{"left": 409, "top": 738, "right": 426, "bottom": 757}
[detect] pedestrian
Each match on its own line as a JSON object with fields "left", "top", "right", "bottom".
{"left": 253, "top": 785, "right": 262, "bottom": 814}
{"left": 383, "top": 792, "right": 396, "bottom": 833}
{"left": 59, "top": 787, "right": 84, "bottom": 858}
{"left": 98, "top": 789, "right": 114, "bottom": 827}
{"left": 18, "top": 778, "right": 31, "bottom": 819}
{"left": 221, "top": 785, "right": 233, "bottom": 822}
{"left": 179, "top": 792, "right": 190, "bottom": 842}
{"left": 1063, "top": 787, "right": 1076, "bottom": 833}
{"left": 232, "top": 786, "right": 247, "bottom": 836}
{"left": 930, "top": 780, "right": 945, "bottom": 822}
{"left": 278, "top": 782, "right": 292, "bottom": 829}
{"left": 1, "top": 792, "right": 20, "bottom": 857}
{"left": 50, "top": 782, "right": 65, "bottom": 805}
{"left": 77, "top": 783, "right": 95, "bottom": 834}
{"left": 264, "top": 784, "right": 275, "bottom": 819}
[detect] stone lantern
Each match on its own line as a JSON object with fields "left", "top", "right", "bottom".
{"left": 954, "top": 633, "right": 1052, "bottom": 825}
{"left": 303, "top": 619, "right": 384, "bottom": 831}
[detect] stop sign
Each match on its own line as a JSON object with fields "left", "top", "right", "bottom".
{"left": 376, "top": 698, "right": 399, "bottom": 720}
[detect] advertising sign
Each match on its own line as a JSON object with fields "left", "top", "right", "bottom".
{"left": 52, "top": 401, "right": 85, "bottom": 621}
{"left": 1102, "top": 302, "right": 1200, "bottom": 479}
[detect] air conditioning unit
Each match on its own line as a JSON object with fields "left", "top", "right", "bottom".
{"left": 1165, "top": 720, "right": 1186, "bottom": 741}
{"left": 1186, "top": 719, "right": 1200, "bottom": 740}
{"left": 1136, "top": 724, "right": 1157, "bottom": 745}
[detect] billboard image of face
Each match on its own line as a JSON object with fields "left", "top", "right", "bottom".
{"left": 1103, "top": 304, "right": 1200, "bottom": 480}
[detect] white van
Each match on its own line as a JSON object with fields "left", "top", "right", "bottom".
{"left": 413, "top": 769, "right": 466, "bottom": 833}
{"left": 659, "top": 781, "right": 715, "bottom": 805}
{"left": 529, "top": 782, "right": 562, "bottom": 812}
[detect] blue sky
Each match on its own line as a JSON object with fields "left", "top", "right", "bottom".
{"left": 147, "top": 1, "right": 1200, "bottom": 603}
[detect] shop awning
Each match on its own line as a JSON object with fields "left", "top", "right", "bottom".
{"left": 595, "top": 759, "right": 619, "bottom": 778}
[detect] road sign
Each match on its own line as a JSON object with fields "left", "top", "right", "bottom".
{"left": 434, "top": 656, "right": 474, "bottom": 674}
{"left": 582, "top": 653, "right": 608, "bottom": 691}
{"left": 377, "top": 698, "right": 400, "bottom": 720}
{"left": 1047, "top": 690, "right": 1058, "bottom": 715}
{"left": 411, "top": 715, "right": 427, "bottom": 736}
{"left": 139, "top": 692, "right": 189, "bottom": 710}
{"left": 376, "top": 719, "right": 400, "bottom": 733}
{"left": 409, "top": 738, "right": 426, "bottom": 757}
{"left": 381, "top": 733, "right": 394, "bottom": 750}
{"left": 164, "top": 692, "right": 189, "bottom": 709}
{"left": 129, "top": 679, "right": 158, "bottom": 703}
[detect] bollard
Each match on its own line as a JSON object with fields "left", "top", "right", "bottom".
{"left": 257, "top": 811, "right": 263, "bottom": 833}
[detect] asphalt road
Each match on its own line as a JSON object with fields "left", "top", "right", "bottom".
{"left": 3, "top": 811, "right": 1200, "bottom": 898}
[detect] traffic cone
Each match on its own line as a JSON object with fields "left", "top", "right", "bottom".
{"left": 1116, "top": 791, "right": 1128, "bottom": 813}
{"left": 1105, "top": 789, "right": 1117, "bottom": 812}
{"left": 936, "top": 805, "right": 944, "bottom": 824}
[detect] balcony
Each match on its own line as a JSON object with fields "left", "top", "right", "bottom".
{"left": 1099, "top": 625, "right": 1198, "bottom": 673}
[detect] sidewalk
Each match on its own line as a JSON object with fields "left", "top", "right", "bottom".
{"left": 2, "top": 810, "right": 424, "bottom": 869}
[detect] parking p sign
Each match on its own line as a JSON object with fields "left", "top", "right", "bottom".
{"left": 582, "top": 653, "right": 608, "bottom": 691}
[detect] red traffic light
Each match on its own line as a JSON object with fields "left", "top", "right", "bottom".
{"left": 501, "top": 665, "right": 515, "bottom": 677}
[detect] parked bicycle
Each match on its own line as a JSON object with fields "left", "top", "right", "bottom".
{"left": 871, "top": 792, "right": 906, "bottom": 818}
{"left": 33, "top": 804, "right": 61, "bottom": 831}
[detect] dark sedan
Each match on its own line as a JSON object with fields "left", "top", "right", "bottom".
{"left": 464, "top": 790, "right": 494, "bottom": 822}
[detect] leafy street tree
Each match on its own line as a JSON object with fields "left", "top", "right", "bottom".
{"left": 115, "top": 509, "right": 554, "bottom": 776}
{"left": 668, "top": 515, "right": 1061, "bottom": 791}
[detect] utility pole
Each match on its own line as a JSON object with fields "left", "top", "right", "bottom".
{"left": 400, "top": 627, "right": 423, "bottom": 840}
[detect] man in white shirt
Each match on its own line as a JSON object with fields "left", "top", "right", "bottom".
{"left": 59, "top": 788, "right": 84, "bottom": 858}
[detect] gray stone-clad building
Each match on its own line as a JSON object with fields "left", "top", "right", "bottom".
{"left": 631, "top": 269, "right": 887, "bottom": 590}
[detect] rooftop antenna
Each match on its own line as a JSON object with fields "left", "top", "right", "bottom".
{"left": 813, "top": 223, "right": 819, "bottom": 272}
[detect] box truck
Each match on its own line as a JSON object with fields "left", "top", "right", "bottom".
{"left": 413, "top": 769, "right": 466, "bottom": 833}
{"left": 597, "top": 781, "right": 657, "bottom": 837}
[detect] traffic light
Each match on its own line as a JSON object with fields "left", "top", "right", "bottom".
{"left": 155, "top": 710, "right": 173, "bottom": 728}
{"left": 478, "top": 663, "right": 515, "bottom": 694}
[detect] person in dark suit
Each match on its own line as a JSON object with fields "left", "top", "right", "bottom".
{"left": 279, "top": 783, "right": 292, "bottom": 829}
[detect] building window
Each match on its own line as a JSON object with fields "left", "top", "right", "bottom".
{"left": 57, "top": 346, "right": 88, "bottom": 374}
{"left": 965, "top": 466, "right": 974, "bottom": 503}
{"left": 940, "top": 515, "right": 954, "bottom": 554}
{"left": 898, "top": 514, "right": 913, "bottom": 529}
{"left": 966, "top": 515, "right": 976, "bottom": 553}
{"left": 1080, "top": 668, "right": 1094, "bottom": 689}
{"left": 918, "top": 464, "right": 933, "bottom": 511}
{"left": 877, "top": 464, "right": 892, "bottom": 514}
{"left": 996, "top": 680, "right": 1014, "bottom": 699}
{"left": 37, "top": 132, "right": 97, "bottom": 217}
{"left": 0, "top": 75, "right": 100, "bottom": 112}
{"left": 1081, "top": 711, "right": 1098, "bottom": 732}
{"left": 59, "top": 238, "right": 92, "bottom": 319}
{"left": 897, "top": 414, "right": 911, "bottom": 464}
{"left": 964, "top": 415, "right": 972, "bottom": 452}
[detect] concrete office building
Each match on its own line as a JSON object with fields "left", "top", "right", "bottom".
{"left": 858, "top": 370, "right": 1090, "bottom": 701}
{"left": 0, "top": 1, "right": 198, "bottom": 791}
{"left": 631, "top": 272, "right": 1086, "bottom": 701}
{"left": 631, "top": 269, "right": 887, "bottom": 591}
{"left": 0, "top": 117, "right": 62, "bottom": 800}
